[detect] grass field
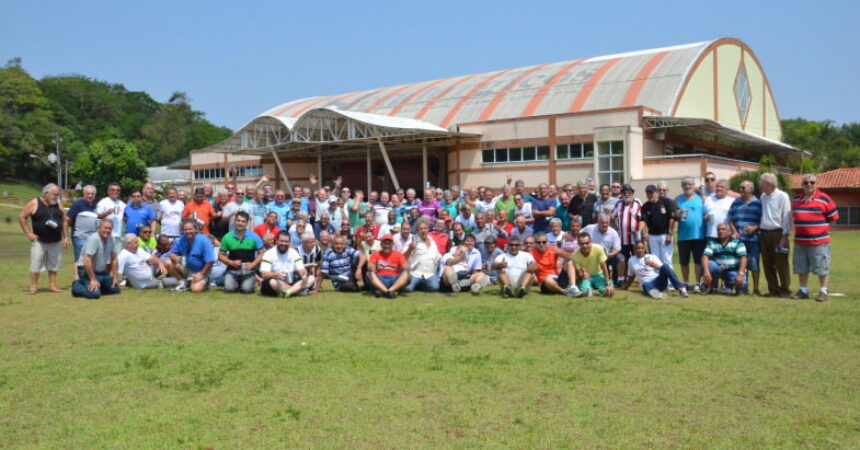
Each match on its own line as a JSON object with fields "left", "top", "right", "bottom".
{"left": 0, "top": 178, "right": 41, "bottom": 200}
{"left": 1, "top": 205, "right": 859, "bottom": 448}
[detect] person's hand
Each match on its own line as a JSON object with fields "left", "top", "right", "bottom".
{"left": 496, "top": 260, "right": 507, "bottom": 269}
{"left": 732, "top": 232, "right": 740, "bottom": 240}
{"left": 506, "top": 174, "right": 513, "bottom": 184}
{"left": 112, "top": 277, "right": 120, "bottom": 288}
{"left": 334, "top": 176, "right": 342, "bottom": 186}
{"left": 157, "top": 263, "right": 167, "bottom": 275}
{"left": 744, "top": 225, "right": 755, "bottom": 234}
{"left": 62, "top": 237, "right": 71, "bottom": 249}
{"left": 735, "top": 274, "right": 744, "bottom": 288}
{"left": 309, "top": 174, "right": 318, "bottom": 185}
{"left": 231, "top": 259, "right": 243, "bottom": 269}
{"left": 664, "top": 234, "right": 672, "bottom": 245}
{"left": 192, "top": 272, "right": 204, "bottom": 283}
{"left": 87, "top": 279, "right": 99, "bottom": 292}
{"left": 26, "top": 232, "right": 38, "bottom": 242}
{"left": 368, "top": 262, "right": 376, "bottom": 273}
{"left": 605, "top": 285, "right": 615, "bottom": 296}
{"left": 355, "top": 269, "right": 363, "bottom": 282}
{"left": 779, "top": 236, "right": 788, "bottom": 249}
{"left": 702, "top": 273, "right": 712, "bottom": 287}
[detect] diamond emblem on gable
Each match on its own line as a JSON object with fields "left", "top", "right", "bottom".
{"left": 734, "top": 65, "right": 751, "bottom": 123}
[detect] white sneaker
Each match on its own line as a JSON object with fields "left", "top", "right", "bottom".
{"left": 648, "top": 288, "right": 663, "bottom": 299}
{"left": 692, "top": 284, "right": 701, "bottom": 294}
{"left": 565, "top": 286, "right": 582, "bottom": 297}
{"left": 173, "top": 281, "right": 188, "bottom": 292}
{"left": 586, "top": 288, "right": 594, "bottom": 298}
{"left": 470, "top": 283, "right": 481, "bottom": 294}
{"left": 679, "top": 288, "right": 689, "bottom": 298}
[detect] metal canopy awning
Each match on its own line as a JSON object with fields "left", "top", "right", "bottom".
{"left": 202, "top": 106, "right": 480, "bottom": 192}
{"left": 642, "top": 115, "right": 808, "bottom": 156}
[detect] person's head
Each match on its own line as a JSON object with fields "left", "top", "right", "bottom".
{"left": 587, "top": 179, "right": 596, "bottom": 193}
{"left": 363, "top": 227, "right": 375, "bottom": 242}
{"left": 302, "top": 186, "right": 311, "bottom": 199}
{"left": 658, "top": 182, "right": 669, "bottom": 198}
{"left": 496, "top": 209, "right": 508, "bottom": 225}
{"left": 621, "top": 184, "right": 635, "bottom": 203}
{"left": 409, "top": 207, "right": 421, "bottom": 220}
{"left": 475, "top": 212, "right": 486, "bottom": 229}
{"left": 514, "top": 193, "right": 525, "bottom": 207}
{"left": 226, "top": 183, "right": 236, "bottom": 196}
{"left": 435, "top": 187, "right": 443, "bottom": 200}
{"left": 548, "top": 184, "right": 559, "bottom": 198}
{"left": 234, "top": 211, "right": 250, "bottom": 232}
{"left": 142, "top": 182, "right": 155, "bottom": 199}
{"left": 320, "top": 213, "right": 330, "bottom": 226}
{"left": 295, "top": 219, "right": 307, "bottom": 232}
{"left": 380, "top": 234, "right": 394, "bottom": 253}
{"left": 316, "top": 188, "right": 328, "bottom": 201}
{"left": 320, "top": 231, "right": 332, "bottom": 246}
{"left": 108, "top": 183, "right": 121, "bottom": 200}
{"left": 416, "top": 220, "right": 430, "bottom": 238}
{"left": 597, "top": 213, "right": 611, "bottom": 232}
{"left": 484, "top": 188, "right": 494, "bottom": 202}
{"left": 759, "top": 173, "right": 778, "bottom": 194}
{"left": 275, "top": 190, "right": 286, "bottom": 204}
{"left": 234, "top": 188, "right": 245, "bottom": 202}
{"left": 387, "top": 209, "right": 397, "bottom": 224}
{"left": 291, "top": 198, "right": 301, "bottom": 210}
{"left": 460, "top": 204, "right": 471, "bottom": 217}
{"left": 515, "top": 214, "right": 526, "bottom": 229}
{"left": 599, "top": 184, "right": 610, "bottom": 200}
{"left": 463, "top": 233, "right": 476, "bottom": 251}
{"left": 450, "top": 185, "right": 461, "bottom": 198}
{"left": 265, "top": 211, "right": 278, "bottom": 225}
{"left": 633, "top": 240, "right": 647, "bottom": 258}
{"left": 577, "top": 180, "right": 588, "bottom": 197}
{"left": 181, "top": 218, "right": 198, "bottom": 240}
{"left": 379, "top": 191, "right": 390, "bottom": 205}
{"left": 569, "top": 216, "right": 582, "bottom": 235}
{"left": 245, "top": 184, "right": 255, "bottom": 197}
{"left": 562, "top": 183, "right": 574, "bottom": 196}
{"left": 129, "top": 189, "right": 143, "bottom": 207}
{"left": 166, "top": 187, "right": 177, "bottom": 202}
{"left": 41, "top": 183, "right": 59, "bottom": 205}
{"left": 523, "top": 235, "right": 535, "bottom": 251}
{"left": 439, "top": 208, "right": 449, "bottom": 219}
{"left": 302, "top": 232, "right": 316, "bottom": 250}
{"left": 123, "top": 233, "right": 139, "bottom": 252}
{"left": 610, "top": 181, "right": 622, "bottom": 197}
{"left": 537, "top": 183, "right": 549, "bottom": 198}
{"left": 203, "top": 183, "right": 212, "bottom": 197}
{"left": 645, "top": 185, "right": 658, "bottom": 202}
{"left": 178, "top": 190, "right": 187, "bottom": 202}
{"left": 801, "top": 174, "right": 817, "bottom": 196}
{"left": 507, "top": 236, "right": 521, "bottom": 255}
{"left": 333, "top": 235, "right": 347, "bottom": 253}
{"left": 577, "top": 232, "right": 592, "bottom": 255}
{"left": 534, "top": 231, "right": 549, "bottom": 252}
{"left": 400, "top": 220, "right": 412, "bottom": 236}
{"left": 550, "top": 218, "right": 562, "bottom": 234}
{"left": 405, "top": 188, "right": 416, "bottom": 202}
{"left": 98, "top": 219, "right": 114, "bottom": 240}
{"left": 501, "top": 184, "right": 511, "bottom": 197}
{"left": 364, "top": 211, "right": 375, "bottom": 223}
{"left": 193, "top": 186, "right": 205, "bottom": 204}
{"left": 681, "top": 177, "right": 696, "bottom": 197}
{"left": 739, "top": 180, "right": 755, "bottom": 198}
{"left": 484, "top": 237, "right": 497, "bottom": 252}
{"left": 434, "top": 218, "right": 446, "bottom": 232}
{"left": 80, "top": 184, "right": 97, "bottom": 204}
{"left": 139, "top": 225, "right": 153, "bottom": 240}
{"left": 276, "top": 230, "right": 291, "bottom": 254}
{"left": 390, "top": 193, "right": 402, "bottom": 207}
{"left": 156, "top": 234, "right": 171, "bottom": 252}
{"left": 514, "top": 180, "right": 525, "bottom": 194}
{"left": 292, "top": 185, "right": 302, "bottom": 198}
{"left": 340, "top": 186, "right": 351, "bottom": 199}
{"left": 704, "top": 172, "right": 717, "bottom": 188}
{"left": 558, "top": 192, "right": 570, "bottom": 207}
{"left": 715, "top": 179, "right": 729, "bottom": 198}
{"left": 369, "top": 190, "right": 378, "bottom": 203}
{"left": 468, "top": 187, "right": 478, "bottom": 199}
{"left": 340, "top": 220, "right": 351, "bottom": 235}
{"left": 717, "top": 223, "right": 731, "bottom": 241}
{"left": 262, "top": 233, "right": 275, "bottom": 249}
{"left": 452, "top": 221, "right": 464, "bottom": 234}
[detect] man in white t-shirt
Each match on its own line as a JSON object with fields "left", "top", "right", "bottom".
{"left": 158, "top": 187, "right": 185, "bottom": 240}
{"left": 259, "top": 230, "right": 314, "bottom": 298}
{"left": 96, "top": 183, "right": 126, "bottom": 247}
{"left": 441, "top": 234, "right": 488, "bottom": 294}
{"left": 492, "top": 236, "right": 537, "bottom": 298}
{"left": 582, "top": 213, "right": 625, "bottom": 284}
{"left": 623, "top": 241, "right": 688, "bottom": 299}
{"left": 117, "top": 233, "right": 177, "bottom": 289}
{"left": 221, "top": 188, "right": 255, "bottom": 233}
{"left": 703, "top": 179, "right": 735, "bottom": 239}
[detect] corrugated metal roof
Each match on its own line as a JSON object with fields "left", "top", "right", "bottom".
{"left": 790, "top": 168, "right": 860, "bottom": 190}
{"left": 259, "top": 41, "right": 711, "bottom": 128}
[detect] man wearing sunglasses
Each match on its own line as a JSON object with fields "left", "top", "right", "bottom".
{"left": 530, "top": 232, "right": 581, "bottom": 297}
{"left": 791, "top": 174, "right": 839, "bottom": 302}
{"left": 491, "top": 236, "right": 537, "bottom": 298}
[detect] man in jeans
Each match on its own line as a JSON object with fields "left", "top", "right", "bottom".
{"left": 758, "top": 172, "right": 792, "bottom": 298}
{"left": 702, "top": 223, "right": 748, "bottom": 295}
{"left": 403, "top": 220, "right": 442, "bottom": 293}
{"left": 729, "top": 180, "right": 763, "bottom": 295}
{"left": 72, "top": 219, "right": 121, "bottom": 299}
{"left": 219, "top": 211, "right": 264, "bottom": 294}
{"left": 623, "top": 241, "right": 689, "bottom": 299}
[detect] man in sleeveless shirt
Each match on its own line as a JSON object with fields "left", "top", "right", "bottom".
{"left": 19, "top": 183, "right": 69, "bottom": 294}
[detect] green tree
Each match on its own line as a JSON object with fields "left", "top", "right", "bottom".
{"left": 782, "top": 118, "right": 860, "bottom": 171}
{"left": 0, "top": 61, "right": 59, "bottom": 176}
{"left": 70, "top": 138, "right": 147, "bottom": 193}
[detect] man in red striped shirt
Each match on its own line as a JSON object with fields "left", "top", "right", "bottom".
{"left": 791, "top": 174, "right": 839, "bottom": 302}
{"left": 612, "top": 184, "right": 644, "bottom": 267}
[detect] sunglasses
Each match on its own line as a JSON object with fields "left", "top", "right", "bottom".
{"left": 536, "top": 240, "right": 547, "bottom": 244}
{"left": 705, "top": 178, "right": 716, "bottom": 181}
{"left": 803, "top": 181, "right": 816, "bottom": 186}
{"left": 509, "top": 243, "right": 521, "bottom": 247}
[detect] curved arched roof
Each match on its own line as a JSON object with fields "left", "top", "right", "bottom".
{"left": 258, "top": 40, "right": 723, "bottom": 129}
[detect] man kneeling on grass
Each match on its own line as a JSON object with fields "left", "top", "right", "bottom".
{"left": 623, "top": 241, "right": 688, "bottom": 299}
{"left": 572, "top": 232, "right": 615, "bottom": 297}
{"left": 220, "top": 211, "right": 265, "bottom": 294}
{"left": 442, "top": 233, "right": 490, "bottom": 294}
{"left": 368, "top": 234, "right": 410, "bottom": 298}
{"left": 491, "top": 236, "right": 537, "bottom": 298}
{"left": 701, "top": 223, "right": 748, "bottom": 295}
{"left": 259, "top": 231, "right": 315, "bottom": 298}
{"left": 166, "top": 219, "right": 214, "bottom": 293}
{"left": 72, "top": 219, "right": 121, "bottom": 299}
{"left": 530, "top": 231, "right": 581, "bottom": 297}
{"left": 118, "top": 233, "right": 177, "bottom": 289}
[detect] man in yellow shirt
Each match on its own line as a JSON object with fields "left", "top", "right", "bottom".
{"left": 572, "top": 232, "right": 615, "bottom": 297}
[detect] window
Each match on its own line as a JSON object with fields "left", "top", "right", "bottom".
{"left": 735, "top": 65, "right": 751, "bottom": 123}
{"left": 237, "top": 165, "right": 263, "bottom": 178}
{"left": 596, "top": 140, "right": 624, "bottom": 186}
{"left": 193, "top": 168, "right": 225, "bottom": 181}
{"left": 481, "top": 146, "right": 551, "bottom": 164}
{"left": 836, "top": 206, "right": 860, "bottom": 226}
{"left": 556, "top": 142, "right": 594, "bottom": 160}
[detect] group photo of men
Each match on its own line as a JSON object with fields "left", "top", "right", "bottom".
{"left": 19, "top": 170, "right": 839, "bottom": 302}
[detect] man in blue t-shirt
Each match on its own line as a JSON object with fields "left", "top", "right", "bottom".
{"left": 675, "top": 177, "right": 707, "bottom": 292}
{"left": 530, "top": 183, "right": 556, "bottom": 233}
{"left": 167, "top": 218, "right": 215, "bottom": 293}
{"left": 123, "top": 189, "right": 157, "bottom": 236}
{"left": 267, "top": 190, "right": 291, "bottom": 229}
{"left": 728, "top": 180, "right": 763, "bottom": 295}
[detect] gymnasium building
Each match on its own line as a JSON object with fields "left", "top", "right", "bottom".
{"left": 178, "top": 37, "right": 800, "bottom": 193}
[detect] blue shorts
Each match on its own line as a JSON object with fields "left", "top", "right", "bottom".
{"left": 377, "top": 274, "right": 398, "bottom": 288}
{"left": 742, "top": 240, "right": 760, "bottom": 271}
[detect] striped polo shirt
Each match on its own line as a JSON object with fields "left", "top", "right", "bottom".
{"left": 728, "top": 197, "right": 763, "bottom": 242}
{"left": 703, "top": 238, "right": 747, "bottom": 271}
{"left": 612, "top": 199, "right": 642, "bottom": 246}
{"left": 792, "top": 192, "right": 839, "bottom": 245}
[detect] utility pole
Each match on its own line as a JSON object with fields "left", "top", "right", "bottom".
{"left": 54, "top": 133, "right": 63, "bottom": 191}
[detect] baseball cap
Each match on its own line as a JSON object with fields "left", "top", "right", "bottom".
{"left": 621, "top": 184, "right": 635, "bottom": 193}
{"left": 380, "top": 234, "right": 394, "bottom": 241}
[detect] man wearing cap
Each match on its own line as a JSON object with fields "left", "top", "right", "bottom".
{"left": 641, "top": 184, "right": 676, "bottom": 266}
{"left": 368, "top": 234, "right": 410, "bottom": 298}
{"left": 183, "top": 186, "right": 216, "bottom": 235}
{"left": 612, "top": 184, "right": 643, "bottom": 274}
{"left": 791, "top": 174, "right": 839, "bottom": 302}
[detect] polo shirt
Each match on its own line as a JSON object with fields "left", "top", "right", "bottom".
{"left": 78, "top": 232, "right": 117, "bottom": 270}
{"left": 124, "top": 203, "right": 156, "bottom": 236}
{"left": 249, "top": 200, "right": 269, "bottom": 226}
{"left": 444, "top": 247, "right": 482, "bottom": 274}
{"left": 347, "top": 199, "right": 369, "bottom": 230}
{"left": 170, "top": 233, "right": 215, "bottom": 272}
{"left": 183, "top": 201, "right": 215, "bottom": 235}
{"left": 159, "top": 199, "right": 185, "bottom": 236}
{"left": 96, "top": 197, "right": 126, "bottom": 237}
{"left": 220, "top": 230, "right": 264, "bottom": 263}
{"left": 641, "top": 198, "right": 675, "bottom": 236}
{"left": 703, "top": 195, "right": 735, "bottom": 238}
{"left": 254, "top": 223, "right": 281, "bottom": 238}
{"left": 530, "top": 248, "right": 559, "bottom": 282}
{"left": 593, "top": 198, "right": 618, "bottom": 221}
{"left": 417, "top": 200, "right": 441, "bottom": 219}
{"left": 573, "top": 243, "right": 607, "bottom": 276}
{"left": 728, "top": 197, "right": 763, "bottom": 242}
{"left": 582, "top": 224, "right": 621, "bottom": 254}
{"left": 531, "top": 196, "right": 556, "bottom": 233}
{"left": 138, "top": 236, "right": 157, "bottom": 253}
{"left": 260, "top": 247, "right": 304, "bottom": 274}
{"left": 703, "top": 238, "right": 747, "bottom": 271}
{"left": 370, "top": 250, "right": 407, "bottom": 277}
{"left": 568, "top": 193, "right": 598, "bottom": 226}
{"left": 494, "top": 196, "right": 516, "bottom": 222}
{"left": 792, "top": 192, "right": 839, "bottom": 245}
{"left": 321, "top": 247, "right": 360, "bottom": 278}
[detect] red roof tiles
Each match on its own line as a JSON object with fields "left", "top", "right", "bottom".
{"left": 791, "top": 168, "right": 860, "bottom": 190}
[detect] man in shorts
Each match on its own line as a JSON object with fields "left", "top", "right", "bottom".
{"left": 368, "top": 234, "right": 410, "bottom": 298}
{"left": 791, "top": 174, "right": 839, "bottom": 302}
{"left": 167, "top": 218, "right": 215, "bottom": 293}
{"left": 442, "top": 233, "right": 489, "bottom": 294}
{"left": 529, "top": 231, "right": 581, "bottom": 297}
{"left": 572, "top": 232, "right": 615, "bottom": 297}
{"left": 491, "top": 236, "right": 537, "bottom": 298}
{"left": 259, "top": 231, "right": 315, "bottom": 298}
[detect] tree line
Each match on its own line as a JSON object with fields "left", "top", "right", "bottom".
{"left": 0, "top": 57, "right": 232, "bottom": 189}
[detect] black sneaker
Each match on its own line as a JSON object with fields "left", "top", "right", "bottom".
{"left": 516, "top": 287, "right": 526, "bottom": 298}
{"left": 386, "top": 291, "right": 397, "bottom": 299}
{"left": 374, "top": 291, "right": 383, "bottom": 298}
{"left": 502, "top": 287, "right": 513, "bottom": 298}
{"left": 791, "top": 290, "right": 809, "bottom": 300}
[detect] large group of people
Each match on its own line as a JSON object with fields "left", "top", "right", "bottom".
{"left": 19, "top": 171, "right": 839, "bottom": 302}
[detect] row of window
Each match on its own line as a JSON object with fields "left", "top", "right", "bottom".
{"left": 193, "top": 165, "right": 264, "bottom": 181}
{"left": 482, "top": 141, "right": 625, "bottom": 186}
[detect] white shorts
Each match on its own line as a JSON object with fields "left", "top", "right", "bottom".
{"left": 30, "top": 240, "right": 62, "bottom": 273}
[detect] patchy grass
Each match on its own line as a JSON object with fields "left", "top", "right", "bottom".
{"left": 1, "top": 207, "right": 859, "bottom": 448}
{"left": 0, "top": 178, "right": 42, "bottom": 199}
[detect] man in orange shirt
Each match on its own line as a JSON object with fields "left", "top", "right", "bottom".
{"left": 530, "top": 231, "right": 580, "bottom": 297}
{"left": 182, "top": 187, "right": 216, "bottom": 234}
{"left": 368, "top": 234, "right": 410, "bottom": 298}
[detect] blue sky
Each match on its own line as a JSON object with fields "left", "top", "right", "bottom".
{"left": 2, "top": 0, "right": 857, "bottom": 131}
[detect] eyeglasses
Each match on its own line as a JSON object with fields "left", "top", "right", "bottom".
{"left": 803, "top": 181, "right": 816, "bottom": 186}
{"left": 509, "top": 243, "right": 520, "bottom": 247}
{"left": 536, "top": 240, "right": 547, "bottom": 244}
{"left": 705, "top": 177, "right": 716, "bottom": 182}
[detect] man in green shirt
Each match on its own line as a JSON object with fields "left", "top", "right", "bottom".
{"left": 494, "top": 184, "right": 516, "bottom": 225}
{"left": 219, "top": 211, "right": 264, "bottom": 294}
